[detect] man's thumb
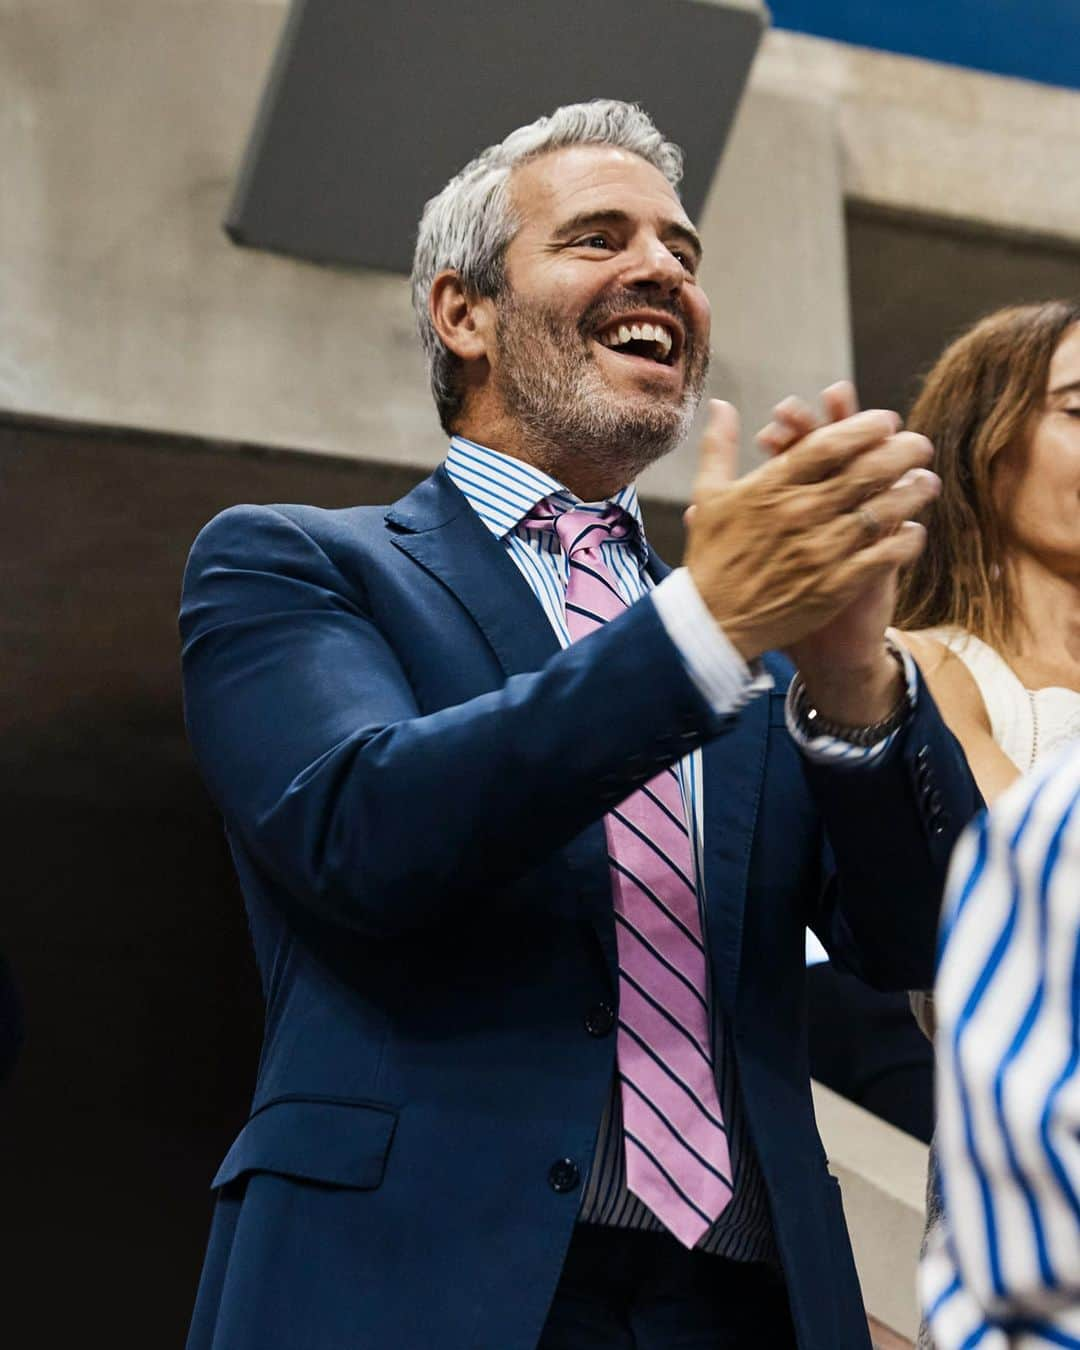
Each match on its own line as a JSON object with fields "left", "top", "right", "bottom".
{"left": 693, "top": 399, "right": 739, "bottom": 501}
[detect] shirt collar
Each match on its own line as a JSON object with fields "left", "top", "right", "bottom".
{"left": 444, "top": 435, "right": 648, "bottom": 564}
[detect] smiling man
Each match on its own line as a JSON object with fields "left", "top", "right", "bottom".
{"left": 425, "top": 142, "right": 711, "bottom": 501}
{"left": 180, "top": 102, "right": 980, "bottom": 1349}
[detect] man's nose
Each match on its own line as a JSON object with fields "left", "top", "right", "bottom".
{"left": 622, "top": 236, "right": 685, "bottom": 294}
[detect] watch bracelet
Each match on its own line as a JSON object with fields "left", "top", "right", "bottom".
{"left": 789, "top": 647, "right": 909, "bottom": 747}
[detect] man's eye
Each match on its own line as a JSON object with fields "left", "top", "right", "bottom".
{"left": 578, "top": 235, "right": 612, "bottom": 250}
{"left": 671, "top": 248, "right": 697, "bottom": 273}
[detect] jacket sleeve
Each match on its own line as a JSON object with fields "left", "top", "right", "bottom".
{"left": 180, "top": 505, "right": 724, "bottom": 938}
{"left": 803, "top": 675, "right": 983, "bottom": 992}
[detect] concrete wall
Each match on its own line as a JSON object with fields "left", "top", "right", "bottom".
{"left": 0, "top": 1, "right": 438, "bottom": 474}
{"left": 1, "top": 0, "right": 848, "bottom": 499}
{"left": 756, "top": 30, "right": 1080, "bottom": 248}
{"left": 5, "top": 4, "right": 1080, "bottom": 497}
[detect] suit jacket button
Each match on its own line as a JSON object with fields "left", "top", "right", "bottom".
{"left": 585, "top": 1003, "right": 615, "bottom": 1037}
{"left": 548, "top": 1159, "right": 580, "bottom": 1193}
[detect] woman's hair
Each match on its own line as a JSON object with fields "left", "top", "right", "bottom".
{"left": 410, "top": 100, "right": 683, "bottom": 434}
{"left": 894, "top": 299, "right": 1080, "bottom": 650}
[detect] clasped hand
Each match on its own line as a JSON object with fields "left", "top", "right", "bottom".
{"left": 684, "top": 384, "right": 940, "bottom": 725}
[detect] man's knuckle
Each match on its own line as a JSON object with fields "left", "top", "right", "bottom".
{"left": 897, "top": 431, "right": 933, "bottom": 460}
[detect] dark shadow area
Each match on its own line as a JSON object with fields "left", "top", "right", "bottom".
{"left": 0, "top": 411, "right": 686, "bottom": 1347}
{"left": 848, "top": 203, "right": 1080, "bottom": 415}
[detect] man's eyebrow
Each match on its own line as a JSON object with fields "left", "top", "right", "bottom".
{"left": 552, "top": 209, "right": 703, "bottom": 261}
{"left": 1048, "top": 378, "right": 1080, "bottom": 397}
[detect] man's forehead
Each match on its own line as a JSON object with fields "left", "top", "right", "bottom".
{"left": 508, "top": 144, "right": 692, "bottom": 232}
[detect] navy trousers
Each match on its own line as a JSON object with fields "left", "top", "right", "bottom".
{"left": 537, "top": 1223, "right": 796, "bottom": 1349}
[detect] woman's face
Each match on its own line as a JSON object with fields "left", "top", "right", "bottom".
{"left": 997, "top": 322, "right": 1080, "bottom": 575}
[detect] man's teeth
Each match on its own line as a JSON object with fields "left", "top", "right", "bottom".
{"left": 597, "top": 321, "right": 674, "bottom": 360}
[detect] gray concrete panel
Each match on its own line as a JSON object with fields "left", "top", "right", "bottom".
{"left": 227, "top": 0, "right": 766, "bottom": 272}
{"left": 0, "top": 2, "right": 850, "bottom": 499}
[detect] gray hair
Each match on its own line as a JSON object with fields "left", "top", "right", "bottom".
{"left": 411, "top": 100, "right": 685, "bottom": 433}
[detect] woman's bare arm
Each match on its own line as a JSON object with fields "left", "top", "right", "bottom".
{"left": 893, "top": 630, "right": 1020, "bottom": 805}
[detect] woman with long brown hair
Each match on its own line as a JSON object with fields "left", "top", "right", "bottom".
{"left": 895, "top": 299, "right": 1080, "bottom": 798}
{"left": 763, "top": 301, "right": 1080, "bottom": 790}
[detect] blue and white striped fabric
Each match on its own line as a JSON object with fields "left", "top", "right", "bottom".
{"left": 444, "top": 435, "right": 778, "bottom": 1261}
{"left": 920, "top": 743, "right": 1080, "bottom": 1349}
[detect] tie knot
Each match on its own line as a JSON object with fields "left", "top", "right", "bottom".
{"left": 525, "top": 502, "right": 632, "bottom": 559}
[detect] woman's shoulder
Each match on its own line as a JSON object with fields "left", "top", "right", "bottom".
{"left": 896, "top": 628, "right": 1034, "bottom": 797}
{"left": 892, "top": 626, "right": 995, "bottom": 731}
{"left": 892, "top": 626, "right": 964, "bottom": 677}
{"left": 899, "top": 626, "right": 1019, "bottom": 684}
{"left": 893, "top": 627, "right": 948, "bottom": 662}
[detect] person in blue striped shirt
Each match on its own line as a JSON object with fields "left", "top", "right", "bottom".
{"left": 181, "top": 100, "right": 979, "bottom": 1350}
{"left": 921, "top": 741, "right": 1080, "bottom": 1348}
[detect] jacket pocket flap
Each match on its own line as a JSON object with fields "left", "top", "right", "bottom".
{"left": 211, "top": 1097, "right": 397, "bottom": 1191}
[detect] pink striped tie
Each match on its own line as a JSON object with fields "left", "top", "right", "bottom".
{"left": 525, "top": 502, "right": 732, "bottom": 1249}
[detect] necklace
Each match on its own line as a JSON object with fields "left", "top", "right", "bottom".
{"left": 1027, "top": 687, "right": 1040, "bottom": 771}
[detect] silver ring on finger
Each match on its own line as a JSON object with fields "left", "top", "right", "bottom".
{"left": 854, "top": 504, "right": 883, "bottom": 543}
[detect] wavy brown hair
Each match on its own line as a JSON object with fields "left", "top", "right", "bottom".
{"left": 894, "top": 300, "right": 1080, "bottom": 652}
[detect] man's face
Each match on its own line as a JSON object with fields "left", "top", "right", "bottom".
{"left": 486, "top": 145, "right": 711, "bottom": 487}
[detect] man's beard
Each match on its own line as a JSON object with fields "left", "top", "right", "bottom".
{"left": 490, "top": 288, "right": 709, "bottom": 491}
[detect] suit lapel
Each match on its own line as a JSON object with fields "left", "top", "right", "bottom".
{"left": 645, "top": 552, "right": 671, "bottom": 586}
{"left": 386, "top": 467, "right": 559, "bottom": 677}
{"left": 699, "top": 679, "right": 772, "bottom": 1020}
{"left": 389, "top": 467, "right": 618, "bottom": 977}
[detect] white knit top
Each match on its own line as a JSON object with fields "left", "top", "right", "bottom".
{"left": 925, "top": 627, "right": 1080, "bottom": 772}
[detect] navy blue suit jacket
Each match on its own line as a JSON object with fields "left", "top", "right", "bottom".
{"left": 180, "top": 467, "right": 979, "bottom": 1350}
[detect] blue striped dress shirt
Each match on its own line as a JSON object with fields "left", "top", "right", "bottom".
{"left": 444, "top": 435, "right": 778, "bottom": 1263}
{"left": 921, "top": 743, "right": 1080, "bottom": 1348}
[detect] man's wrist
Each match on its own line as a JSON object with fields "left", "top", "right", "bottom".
{"left": 683, "top": 561, "right": 764, "bottom": 665}
{"left": 787, "top": 638, "right": 917, "bottom": 766}
{"left": 796, "top": 646, "right": 905, "bottom": 728}
{"left": 651, "top": 569, "right": 774, "bottom": 715}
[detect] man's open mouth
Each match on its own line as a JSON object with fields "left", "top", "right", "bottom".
{"left": 595, "top": 319, "right": 677, "bottom": 367}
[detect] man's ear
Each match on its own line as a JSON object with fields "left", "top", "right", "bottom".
{"left": 429, "top": 270, "right": 495, "bottom": 363}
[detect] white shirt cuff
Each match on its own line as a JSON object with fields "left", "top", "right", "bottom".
{"left": 651, "top": 567, "right": 773, "bottom": 716}
{"left": 786, "top": 638, "right": 919, "bottom": 768}
{"left": 805, "top": 930, "right": 830, "bottom": 966}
